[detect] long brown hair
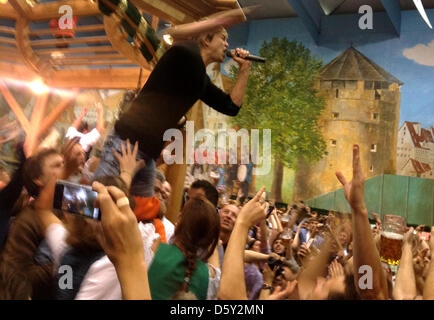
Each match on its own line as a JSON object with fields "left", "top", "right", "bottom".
{"left": 173, "top": 196, "right": 220, "bottom": 292}
{"left": 65, "top": 175, "right": 135, "bottom": 252}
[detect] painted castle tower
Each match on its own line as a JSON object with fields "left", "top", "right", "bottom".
{"left": 293, "top": 46, "right": 402, "bottom": 201}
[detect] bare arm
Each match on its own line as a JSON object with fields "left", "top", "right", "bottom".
{"left": 423, "top": 227, "right": 434, "bottom": 300}
{"left": 244, "top": 250, "right": 270, "bottom": 263}
{"left": 95, "top": 103, "right": 105, "bottom": 134}
{"left": 393, "top": 228, "right": 417, "bottom": 300}
{"left": 336, "top": 145, "right": 388, "bottom": 300}
{"left": 93, "top": 182, "right": 151, "bottom": 300}
{"left": 164, "top": 8, "right": 246, "bottom": 41}
{"left": 229, "top": 56, "right": 251, "bottom": 106}
{"left": 71, "top": 107, "right": 87, "bottom": 130}
{"left": 218, "top": 187, "right": 267, "bottom": 300}
{"left": 297, "top": 237, "right": 333, "bottom": 299}
{"left": 259, "top": 219, "right": 270, "bottom": 253}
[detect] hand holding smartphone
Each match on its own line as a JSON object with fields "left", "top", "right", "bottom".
{"left": 53, "top": 180, "right": 101, "bottom": 220}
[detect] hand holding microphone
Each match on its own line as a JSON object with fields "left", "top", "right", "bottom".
{"left": 226, "top": 48, "right": 266, "bottom": 63}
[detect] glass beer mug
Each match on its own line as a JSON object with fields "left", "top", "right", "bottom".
{"left": 380, "top": 214, "right": 406, "bottom": 266}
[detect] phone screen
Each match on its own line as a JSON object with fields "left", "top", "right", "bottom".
{"left": 54, "top": 180, "right": 100, "bottom": 220}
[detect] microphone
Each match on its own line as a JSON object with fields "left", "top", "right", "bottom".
{"left": 225, "top": 50, "right": 266, "bottom": 63}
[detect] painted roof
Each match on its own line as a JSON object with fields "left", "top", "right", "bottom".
{"left": 320, "top": 46, "right": 403, "bottom": 84}
{"left": 404, "top": 121, "right": 434, "bottom": 150}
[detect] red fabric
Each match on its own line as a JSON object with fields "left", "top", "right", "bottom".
{"left": 133, "top": 196, "right": 167, "bottom": 243}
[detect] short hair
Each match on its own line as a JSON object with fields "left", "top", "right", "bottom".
{"left": 192, "top": 19, "right": 228, "bottom": 49}
{"left": 77, "top": 121, "right": 89, "bottom": 133}
{"left": 155, "top": 170, "right": 166, "bottom": 183}
{"left": 190, "top": 179, "right": 218, "bottom": 208}
{"left": 22, "top": 148, "right": 60, "bottom": 198}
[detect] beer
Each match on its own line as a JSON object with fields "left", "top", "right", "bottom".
{"left": 280, "top": 227, "right": 292, "bottom": 245}
{"left": 380, "top": 214, "right": 406, "bottom": 266}
{"left": 380, "top": 231, "right": 404, "bottom": 265}
{"left": 280, "top": 214, "right": 290, "bottom": 228}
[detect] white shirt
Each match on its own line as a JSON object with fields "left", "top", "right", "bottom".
{"left": 162, "top": 216, "right": 175, "bottom": 241}
{"left": 45, "top": 222, "right": 159, "bottom": 300}
{"left": 66, "top": 127, "right": 101, "bottom": 152}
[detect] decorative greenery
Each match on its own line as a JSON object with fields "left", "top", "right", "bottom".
{"left": 231, "top": 38, "right": 326, "bottom": 169}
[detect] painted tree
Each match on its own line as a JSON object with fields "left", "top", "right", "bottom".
{"left": 231, "top": 38, "right": 326, "bottom": 202}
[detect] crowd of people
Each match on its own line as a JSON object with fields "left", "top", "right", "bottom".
{"left": 0, "top": 7, "right": 433, "bottom": 300}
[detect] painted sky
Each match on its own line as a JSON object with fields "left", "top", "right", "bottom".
{"left": 227, "top": 9, "right": 434, "bottom": 128}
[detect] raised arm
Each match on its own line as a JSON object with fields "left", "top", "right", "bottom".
{"left": 423, "top": 227, "right": 434, "bottom": 300}
{"left": 218, "top": 187, "right": 268, "bottom": 300}
{"left": 113, "top": 140, "right": 145, "bottom": 189}
{"left": 93, "top": 182, "right": 150, "bottom": 300}
{"left": 164, "top": 7, "right": 247, "bottom": 41}
{"left": 335, "top": 145, "right": 388, "bottom": 300}
{"left": 95, "top": 103, "right": 105, "bottom": 134}
{"left": 393, "top": 228, "right": 417, "bottom": 300}
{"left": 71, "top": 107, "right": 87, "bottom": 130}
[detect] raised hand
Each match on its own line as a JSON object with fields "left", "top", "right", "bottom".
{"left": 237, "top": 186, "right": 268, "bottom": 228}
{"left": 113, "top": 139, "right": 145, "bottom": 187}
{"left": 335, "top": 145, "right": 366, "bottom": 213}
{"left": 266, "top": 280, "right": 297, "bottom": 300}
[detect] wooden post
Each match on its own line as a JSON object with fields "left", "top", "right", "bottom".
{"left": 0, "top": 79, "right": 31, "bottom": 135}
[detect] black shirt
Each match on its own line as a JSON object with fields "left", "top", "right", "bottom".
{"left": 115, "top": 41, "right": 240, "bottom": 159}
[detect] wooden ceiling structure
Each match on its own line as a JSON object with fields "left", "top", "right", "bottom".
{"left": 0, "top": 0, "right": 241, "bottom": 89}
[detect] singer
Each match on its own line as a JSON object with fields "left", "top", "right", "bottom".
{"left": 94, "top": 8, "right": 253, "bottom": 201}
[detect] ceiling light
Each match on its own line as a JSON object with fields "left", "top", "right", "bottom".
{"left": 30, "top": 79, "right": 49, "bottom": 95}
{"left": 51, "top": 51, "right": 65, "bottom": 59}
{"left": 163, "top": 34, "right": 173, "bottom": 46}
{"left": 0, "top": 0, "right": 8, "bottom": 5}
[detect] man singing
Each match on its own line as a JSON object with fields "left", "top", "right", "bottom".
{"left": 94, "top": 8, "right": 253, "bottom": 200}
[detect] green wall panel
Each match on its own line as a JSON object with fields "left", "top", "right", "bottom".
{"left": 380, "top": 175, "right": 408, "bottom": 220}
{"left": 407, "top": 177, "right": 433, "bottom": 226}
{"left": 364, "top": 175, "right": 383, "bottom": 216}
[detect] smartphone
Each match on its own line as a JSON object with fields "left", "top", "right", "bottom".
{"left": 267, "top": 205, "right": 275, "bottom": 218}
{"left": 53, "top": 180, "right": 100, "bottom": 220}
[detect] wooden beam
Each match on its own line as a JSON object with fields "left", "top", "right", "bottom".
{"left": 129, "top": 0, "right": 193, "bottom": 24}
{"left": 27, "top": 92, "right": 49, "bottom": 155}
{"left": 15, "top": 18, "right": 53, "bottom": 75}
{"left": 0, "top": 79, "right": 32, "bottom": 135}
{"left": 0, "top": 4, "right": 18, "bottom": 19}
{"left": 8, "top": 0, "right": 32, "bottom": 20}
{"left": 103, "top": 15, "right": 151, "bottom": 70}
{"left": 38, "top": 92, "right": 78, "bottom": 137}
{"left": 29, "top": 25, "right": 105, "bottom": 37}
{"left": 0, "top": 61, "right": 38, "bottom": 81}
{"left": 0, "top": 26, "right": 16, "bottom": 35}
{"left": 53, "top": 59, "right": 133, "bottom": 66}
{"left": 0, "top": 61, "right": 149, "bottom": 89}
{"left": 0, "top": 36, "right": 16, "bottom": 46}
{"left": 0, "top": 45, "right": 19, "bottom": 53}
{"left": 31, "top": 36, "right": 110, "bottom": 47}
{"left": 31, "top": 0, "right": 100, "bottom": 21}
{"left": 0, "top": 52, "right": 25, "bottom": 63}
{"left": 42, "top": 53, "right": 125, "bottom": 62}
{"left": 35, "top": 45, "right": 116, "bottom": 55}
{"left": 45, "top": 68, "right": 150, "bottom": 89}
{"left": 152, "top": 15, "right": 159, "bottom": 30}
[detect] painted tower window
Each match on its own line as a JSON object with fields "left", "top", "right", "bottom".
{"left": 364, "top": 81, "right": 373, "bottom": 90}
{"left": 375, "top": 90, "right": 381, "bottom": 100}
{"left": 330, "top": 139, "right": 337, "bottom": 147}
{"left": 371, "top": 144, "right": 377, "bottom": 152}
{"left": 336, "top": 89, "right": 339, "bottom": 98}
{"left": 370, "top": 165, "right": 374, "bottom": 172}
{"left": 332, "top": 112, "right": 339, "bottom": 119}
{"left": 345, "top": 80, "right": 357, "bottom": 90}
{"left": 372, "top": 113, "right": 379, "bottom": 120}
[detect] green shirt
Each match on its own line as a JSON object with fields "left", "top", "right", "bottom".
{"left": 148, "top": 243, "right": 209, "bottom": 300}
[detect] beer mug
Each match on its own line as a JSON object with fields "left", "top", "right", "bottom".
{"left": 280, "top": 227, "right": 292, "bottom": 245}
{"left": 380, "top": 214, "right": 406, "bottom": 265}
{"left": 280, "top": 214, "right": 290, "bottom": 228}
